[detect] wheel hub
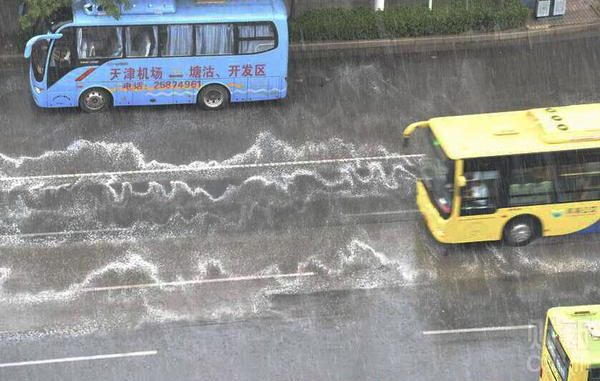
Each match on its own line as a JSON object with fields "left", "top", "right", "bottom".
{"left": 85, "top": 91, "right": 105, "bottom": 110}
{"left": 510, "top": 223, "right": 532, "bottom": 243}
{"left": 205, "top": 91, "right": 223, "bottom": 107}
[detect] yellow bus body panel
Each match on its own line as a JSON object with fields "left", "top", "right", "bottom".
{"left": 429, "top": 103, "right": 600, "bottom": 160}
{"left": 412, "top": 103, "right": 600, "bottom": 244}
{"left": 416, "top": 181, "right": 599, "bottom": 244}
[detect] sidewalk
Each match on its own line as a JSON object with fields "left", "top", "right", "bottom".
{"left": 527, "top": 0, "right": 600, "bottom": 28}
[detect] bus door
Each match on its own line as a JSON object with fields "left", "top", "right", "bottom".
{"left": 28, "top": 38, "right": 50, "bottom": 106}
{"left": 46, "top": 27, "right": 77, "bottom": 107}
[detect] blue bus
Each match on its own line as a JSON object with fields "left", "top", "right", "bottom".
{"left": 24, "top": 0, "right": 289, "bottom": 112}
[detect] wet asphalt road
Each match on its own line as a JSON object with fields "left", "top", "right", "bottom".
{"left": 1, "top": 29, "right": 600, "bottom": 380}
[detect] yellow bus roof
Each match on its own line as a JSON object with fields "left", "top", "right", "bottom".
{"left": 429, "top": 103, "right": 600, "bottom": 160}
{"left": 548, "top": 305, "right": 600, "bottom": 366}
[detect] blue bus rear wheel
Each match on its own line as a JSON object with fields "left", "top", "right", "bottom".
{"left": 199, "top": 85, "right": 229, "bottom": 111}
{"left": 80, "top": 88, "right": 111, "bottom": 113}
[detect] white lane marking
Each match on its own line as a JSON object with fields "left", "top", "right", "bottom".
{"left": 0, "top": 154, "right": 423, "bottom": 183}
{"left": 343, "top": 210, "right": 420, "bottom": 217}
{"left": 82, "top": 272, "right": 316, "bottom": 293}
{"left": 1, "top": 228, "right": 131, "bottom": 239}
{"left": 0, "top": 350, "right": 158, "bottom": 368}
{"left": 422, "top": 324, "right": 536, "bottom": 336}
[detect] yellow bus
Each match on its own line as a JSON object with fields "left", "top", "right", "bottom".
{"left": 540, "top": 305, "right": 600, "bottom": 381}
{"left": 403, "top": 103, "right": 600, "bottom": 246}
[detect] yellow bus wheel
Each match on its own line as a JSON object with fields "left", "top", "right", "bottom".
{"left": 503, "top": 216, "right": 540, "bottom": 246}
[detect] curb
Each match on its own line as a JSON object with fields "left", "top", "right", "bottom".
{"left": 290, "top": 21, "right": 600, "bottom": 58}
{"left": 1, "top": 21, "right": 599, "bottom": 64}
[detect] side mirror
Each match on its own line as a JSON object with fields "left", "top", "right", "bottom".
{"left": 456, "top": 175, "right": 467, "bottom": 188}
{"left": 402, "top": 121, "right": 429, "bottom": 149}
{"left": 24, "top": 32, "right": 63, "bottom": 59}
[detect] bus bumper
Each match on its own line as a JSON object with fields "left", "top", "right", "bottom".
{"left": 30, "top": 88, "right": 47, "bottom": 107}
{"left": 416, "top": 181, "right": 450, "bottom": 244}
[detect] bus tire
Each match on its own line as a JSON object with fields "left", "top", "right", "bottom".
{"left": 79, "top": 88, "right": 112, "bottom": 113}
{"left": 198, "top": 85, "right": 229, "bottom": 110}
{"left": 503, "top": 216, "right": 540, "bottom": 246}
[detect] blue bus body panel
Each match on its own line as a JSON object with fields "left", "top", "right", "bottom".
{"left": 31, "top": 0, "right": 288, "bottom": 109}
{"left": 45, "top": 39, "right": 287, "bottom": 108}
{"left": 73, "top": 0, "right": 288, "bottom": 26}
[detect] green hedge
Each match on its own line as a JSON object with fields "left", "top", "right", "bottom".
{"left": 289, "top": 0, "right": 529, "bottom": 42}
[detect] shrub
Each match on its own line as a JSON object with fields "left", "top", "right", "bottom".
{"left": 289, "top": 0, "right": 529, "bottom": 42}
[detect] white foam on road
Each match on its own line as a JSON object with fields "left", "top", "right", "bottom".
{"left": 0, "top": 350, "right": 158, "bottom": 368}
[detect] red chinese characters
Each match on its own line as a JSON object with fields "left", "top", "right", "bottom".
{"left": 109, "top": 66, "right": 163, "bottom": 81}
{"left": 124, "top": 67, "right": 135, "bottom": 81}
{"left": 151, "top": 67, "right": 163, "bottom": 80}
{"left": 110, "top": 68, "right": 121, "bottom": 81}
{"left": 137, "top": 67, "right": 149, "bottom": 80}
{"left": 254, "top": 64, "right": 266, "bottom": 76}
{"left": 228, "top": 65, "right": 240, "bottom": 77}
{"left": 110, "top": 64, "right": 267, "bottom": 83}
{"left": 189, "top": 65, "right": 216, "bottom": 79}
{"left": 228, "top": 64, "right": 267, "bottom": 77}
{"left": 122, "top": 82, "right": 144, "bottom": 91}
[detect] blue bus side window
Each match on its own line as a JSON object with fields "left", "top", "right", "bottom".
{"left": 159, "top": 25, "right": 193, "bottom": 57}
{"left": 126, "top": 26, "right": 159, "bottom": 58}
{"left": 195, "top": 24, "right": 234, "bottom": 56}
{"left": 77, "top": 27, "right": 123, "bottom": 60}
{"left": 238, "top": 24, "right": 276, "bottom": 54}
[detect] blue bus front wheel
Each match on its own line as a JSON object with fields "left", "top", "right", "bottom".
{"left": 79, "top": 88, "right": 111, "bottom": 113}
{"left": 198, "top": 85, "right": 229, "bottom": 111}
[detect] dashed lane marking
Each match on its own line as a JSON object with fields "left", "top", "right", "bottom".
{"left": 422, "top": 324, "right": 536, "bottom": 336}
{"left": 0, "top": 228, "right": 132, "bottom": 239}
{"left": 0, "top": 350, "right": 158, "bottom": 368}
{"left": 81, "top": 272, "right": 316, "bottom": 293}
